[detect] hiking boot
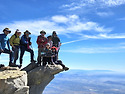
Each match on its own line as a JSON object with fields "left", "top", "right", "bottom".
{"left": 9, "top": 63, "right": 18, "bottom": 67}
{"left": 19, "top": 64, "right": 22, "bottom": 68}
{"left": 64, "top": 67, "right": 69, "bottom": 71}
{"left": 9, "top": 62, "right": 12, "bottom": 66}
{"left": 9, "top": 63, "right": 14, "bottom": 67}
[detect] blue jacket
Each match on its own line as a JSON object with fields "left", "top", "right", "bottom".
{"left": 20, "top": 35, "right": 31, "bottom": 48}
{"left": 0, "top": 33, "right": 10, "bottom": 50}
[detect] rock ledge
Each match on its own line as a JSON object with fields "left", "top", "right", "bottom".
{"left": 0, "top": 63, "right": 64, "bottom": 94}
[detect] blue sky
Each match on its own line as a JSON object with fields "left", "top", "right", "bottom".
{"left": 0, "top": 0, "right": 125, "bottom": 72}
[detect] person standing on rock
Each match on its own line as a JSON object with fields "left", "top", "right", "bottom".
{"left": 0, "top": 28, "right": 14, "bottom": 66}
{"left": 52, "top": 31, "right": 61, "bottom": 47}
{"left": 36, "top": 30, "right": 47, "bottom": 65}
{"left": 9, "top": 29, "right": 21, "bottom": 66}
{"left": 20, "top": 30, "right": 36, "bottom": 68}
{"left": 52, "top": 31, "right": 61, "bottom": 59}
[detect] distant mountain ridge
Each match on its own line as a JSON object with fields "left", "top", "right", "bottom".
{"left": 43, "top": 69, "right": 125, "bottom": 94}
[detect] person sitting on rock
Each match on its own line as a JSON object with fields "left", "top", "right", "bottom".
{"left": 20, "top": 30, "right": 36, "bottom": 68}
{"left": 36, "top": 30, "right": 47, "bottom": 65}
{"left": 51, "top": 46, "right": 69, "bottom": 71}
{"left": 9, "top": 29, "right": 21, "bottom": 66}
{"left": 51, "top": 46, "right": 58, "bottom": 62}
{"left": 42, "top": 43, "right": 54, "bottom": 66}
{"left": 0, "top": 28, "right": 14, "bottom": 66}
{"left": 47, "top": 35, "right": 53, "bottom": 48}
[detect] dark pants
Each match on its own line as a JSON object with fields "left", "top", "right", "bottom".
{"left": 55, "top": 60, "right": 65, "bottom": 69}
{"left": 37, "top": 48, "right": 44, "bottom": 65}
{"left": 42, "top": 56, "right": 53, "bottom": 66}
{"left": 20, "top": 46, "right": 34, "bottom": 65}
{"left": 12, "top": 46, "right": 20, "bottom": 64}
{"left": 0, "top": 48, "right": 13, "bottom": 64}
{"left": 52, "top": 55, "right": 66, "bottom": 68}
{"left": 53, "top": 55, "right": 57, "bottom": 62}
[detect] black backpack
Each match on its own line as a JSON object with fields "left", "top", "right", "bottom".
{"left": 13, "top": 34, "right": 17, "bottom": 40}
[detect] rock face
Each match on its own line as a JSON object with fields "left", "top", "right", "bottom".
{"left": 0, "top": 63, "right": 64, "bottom": 94}
{"left": 0, "top": 67, "right": 29, "bottom": 94}
{"left": 28, "top": 65, "right": 63, "bottom": 94}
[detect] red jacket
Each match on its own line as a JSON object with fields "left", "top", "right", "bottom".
{"left": 36, "top": 35, "right": 47, "bottom": 48}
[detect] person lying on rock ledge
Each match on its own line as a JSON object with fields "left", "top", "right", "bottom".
{"left": 51, "top": 46, "right": 69, "bottom": 71}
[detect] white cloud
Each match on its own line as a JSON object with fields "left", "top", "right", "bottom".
{"left": 68, "top": 15, "right": 79, "bottom": 20}
{"left": 62, "top": 0, "right": 125, "bottom": 11}
{"left": 67, "top": 22, "right": 112, "bottom": 32}
{"left": 62, "top": 2, "right": 86, "bottom": 11}
{"left": 69, "top": 4, "right": 86, "bottom": 11}
{"left": 96, "top": 12, "right": 114, "bottom": 17}
{"left": 82, "top": 33, "right": 125, "bottom": 39}
{"left": 0, "top": 15, "right": 112, "bottom": 36}
{"left": 0, "top": 20, "right": 65, "bottom": 36}
{"left": 103, "top": 0, "right": 125, "bottom": 6}
{"left": 62, "top": 46, "right": 125, "bottom": 54}
{"left": 52, "top": 15, "right": 68, "bottom": 23}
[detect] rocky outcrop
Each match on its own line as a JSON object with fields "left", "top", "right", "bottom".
{"left": 0, "top": 67, "right": 29, "bottom": 94}
{"left": 28, "top": 64, "right": 63, "bottom": 94}
{"left": 0, "top": 63, "right": 64, "bottom": 94}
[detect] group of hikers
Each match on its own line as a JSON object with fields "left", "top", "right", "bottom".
{"left": 0, "top": 28, "right": 69, "bottom": 71}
